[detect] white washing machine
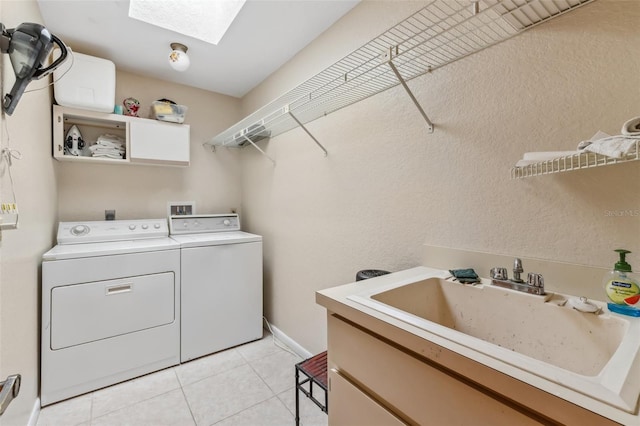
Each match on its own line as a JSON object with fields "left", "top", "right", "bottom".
{"left": 169, "top": 214, "right": 263, "bottom": 362}
{"left": 41, "top": 219, "right": 181, "bottom": 406}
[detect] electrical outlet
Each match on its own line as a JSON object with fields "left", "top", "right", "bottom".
{"left": 0, "top": 202, "right": 18, "bottom": 229}
{"left": 167, "top": 201, "right": 196, "bottom": 217}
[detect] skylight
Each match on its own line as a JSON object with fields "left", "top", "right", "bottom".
{"left": 128, "top": 0, "right": 246, "bottom": 45}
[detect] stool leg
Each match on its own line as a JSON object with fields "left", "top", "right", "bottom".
{"left": 324, "top": 384, "right": 328, "bottom": 413}
{"left": 295, "top": 368, "right": 300, "bottom": 426}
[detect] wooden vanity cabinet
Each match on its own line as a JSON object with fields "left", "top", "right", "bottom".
{"left": 326, "top": 313, "right": 620, "bottom": 425}
{"left": 327, "top": 314, "right": 541, "bottom": 425}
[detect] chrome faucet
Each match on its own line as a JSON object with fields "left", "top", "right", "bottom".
{"left": 513, "top": 258, "right": 524, "bottom": 283}
{"left": 490, "top": 258, "right": 545, "bottom": 295}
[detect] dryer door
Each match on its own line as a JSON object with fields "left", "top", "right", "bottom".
{"left": 49, "top": 272, "right": 175, "bottom": 350}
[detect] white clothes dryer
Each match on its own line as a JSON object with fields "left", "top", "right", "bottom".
{"left": 41, "top": 219, "right": 181, "bottom": 406}
{"left": 169, "top": 214, "right": 263, "bottom": 362}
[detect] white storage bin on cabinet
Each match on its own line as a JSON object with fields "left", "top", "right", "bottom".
{"left": 53, "top": 51, "right": 116, "bottom": 113}
{"left": 53, "top": 105, "right": 190, "bottom": 166}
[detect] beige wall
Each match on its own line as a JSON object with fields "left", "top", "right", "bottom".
{"left": 0, "top": 2, "right": 58, "bottom": 424}
{"left": 240, "top": 0, "right": 640, "bottom": 354}
{"left": 56, "top": 70, "right": 242, "bottom": 221}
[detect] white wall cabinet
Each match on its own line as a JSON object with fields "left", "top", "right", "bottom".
{"left": 129, "top": 119, "right": 189, "bottom": 165}
{"left": 53, "top": 105, "right": 190, "bottom": 166}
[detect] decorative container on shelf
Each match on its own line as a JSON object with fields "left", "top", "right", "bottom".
{"left": 151, "top": 101, "right": 187, "bottom": 124}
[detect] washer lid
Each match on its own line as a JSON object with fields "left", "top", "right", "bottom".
{"left": 170, "top": 231, "right": 261, "bottom": 248}
{"left": 43, "top": 237, "right": 180, "bottom": 261}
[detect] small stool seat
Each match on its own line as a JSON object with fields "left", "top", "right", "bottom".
{"left": 295, "top": 351, "right": 328, "bottom": 425}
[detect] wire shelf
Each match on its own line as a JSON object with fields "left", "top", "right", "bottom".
{"left": 510, "top": 140, "right": 640, "bottom": 179}
{"left": 208, "top": 0, "right": 594, "bottom": 149}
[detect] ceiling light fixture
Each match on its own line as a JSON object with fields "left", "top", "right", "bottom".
{"left": 169, "top": 42, "right": 190, "bottom": 72}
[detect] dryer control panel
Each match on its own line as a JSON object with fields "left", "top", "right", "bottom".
{"left": 169, "top": 214, "right": 240, "bottom": 235}
{"left": 57, "top": 219, "right": 168, "bottom": 244}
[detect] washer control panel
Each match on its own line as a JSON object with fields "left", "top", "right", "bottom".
{"left": 169, "top": 214, "right": 240, "bottom": 235}
{"left": 57, "top": 219, "right": 168, "bottom": 244}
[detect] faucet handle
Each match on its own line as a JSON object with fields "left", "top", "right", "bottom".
{"left": 527, "top": 272, "right": 544, "bottom": 288}
{"left": 490, "top": 267, "right": 508, "bottom": 280}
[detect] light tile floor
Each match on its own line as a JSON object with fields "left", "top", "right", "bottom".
{"left": 37, "top": 334, "right": 328, "bottom": 426}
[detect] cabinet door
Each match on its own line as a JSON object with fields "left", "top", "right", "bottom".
{"left": 129, "top": 119, "right": 190, "bottom": 165}
{"left": 329, "top": 369, "right": 407, "bottom": 426}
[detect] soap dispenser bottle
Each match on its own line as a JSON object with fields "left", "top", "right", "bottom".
{"left": 604, "top": 249, "right": 640, "bottom": 317}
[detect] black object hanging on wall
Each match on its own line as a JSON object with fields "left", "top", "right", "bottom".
{"left": 0, "top": 22, "right": 68, "bottom": 115}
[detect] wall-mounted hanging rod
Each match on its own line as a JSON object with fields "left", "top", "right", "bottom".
{"left": 242, "top": 134, "right": 276, "bottom": 166}
{"left": 286, "top": 106, "right": 328, "bottom": 157}
{"left": 382, "top": 47, "right": 434, "bottom": 133}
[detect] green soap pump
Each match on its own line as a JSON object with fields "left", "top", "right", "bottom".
{"left": 604, "top": 249, "right": 640, "bottom": 317}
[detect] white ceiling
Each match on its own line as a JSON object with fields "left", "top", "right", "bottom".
{"left": 37, "top": 0, "right": 359, "bottom": 98}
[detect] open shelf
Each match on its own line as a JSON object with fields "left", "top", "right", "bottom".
{"left": 53, "top": 105, "right": 190, "bottom": 166}
{"left": 207, "top": 0, "right": 593, "bottom": 153}
{"left": 510, "top": 140, "right": 640, "bottom": 179}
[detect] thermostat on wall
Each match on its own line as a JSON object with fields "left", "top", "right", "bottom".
{"left": 168, "top": 201, "right": 196, "bottom": 217}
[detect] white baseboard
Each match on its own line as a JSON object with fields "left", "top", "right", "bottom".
{"left": 27, "top": 398, "right": 40, "bottom": 426}
{"left": 265, "top": 322, "right": 313, "bottom": 359}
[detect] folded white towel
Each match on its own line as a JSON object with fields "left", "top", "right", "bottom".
{"left": 89, "top": 148, "right": 125, "bottom": 155}
{"left": 86, "top": 133, "right": 126, "bottom": 159}
{"left": 622, "top": 117, "right": 640, "bottom": 136}
{"left": 91, "top": 151, "right": 124, "bottom": 157}
{"left": 577, "top": 130, "right": 611, "bottom": 150}
{"left": 95, "top": 140, "right": 124, "bottom": 149}
{"left": 97, "top": 134, "right": 125, "bottom": 144}
{"left": 515, "top": 151, "right": 582, "bottom": 167}
{"left": 523, "top": 151, "right": 581, "bottom": 161}
{"left": 89, "top": 142, "right": 125, "bottom": 159}
{"left": 583, "top": 135, "right": 640, "bottom": 159}
{"left": 92, "top": 152, "right": 124, "bottom": 159}
{"left": 89, "top": 144, "right": 124, "bottom": 151}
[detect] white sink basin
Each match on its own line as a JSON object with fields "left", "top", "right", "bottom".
{"left": 347, "top": 267, "right": 640, "bottom": 414}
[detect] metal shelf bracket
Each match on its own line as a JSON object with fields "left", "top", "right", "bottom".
{"left": 285, "top": 105, "right": 328, "bottom": 157}
{"left": 383, "top": 47, "right": 434, "bottom": 133}
{"left": 243, "top": 135, "right": 276, "bottom": 166}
